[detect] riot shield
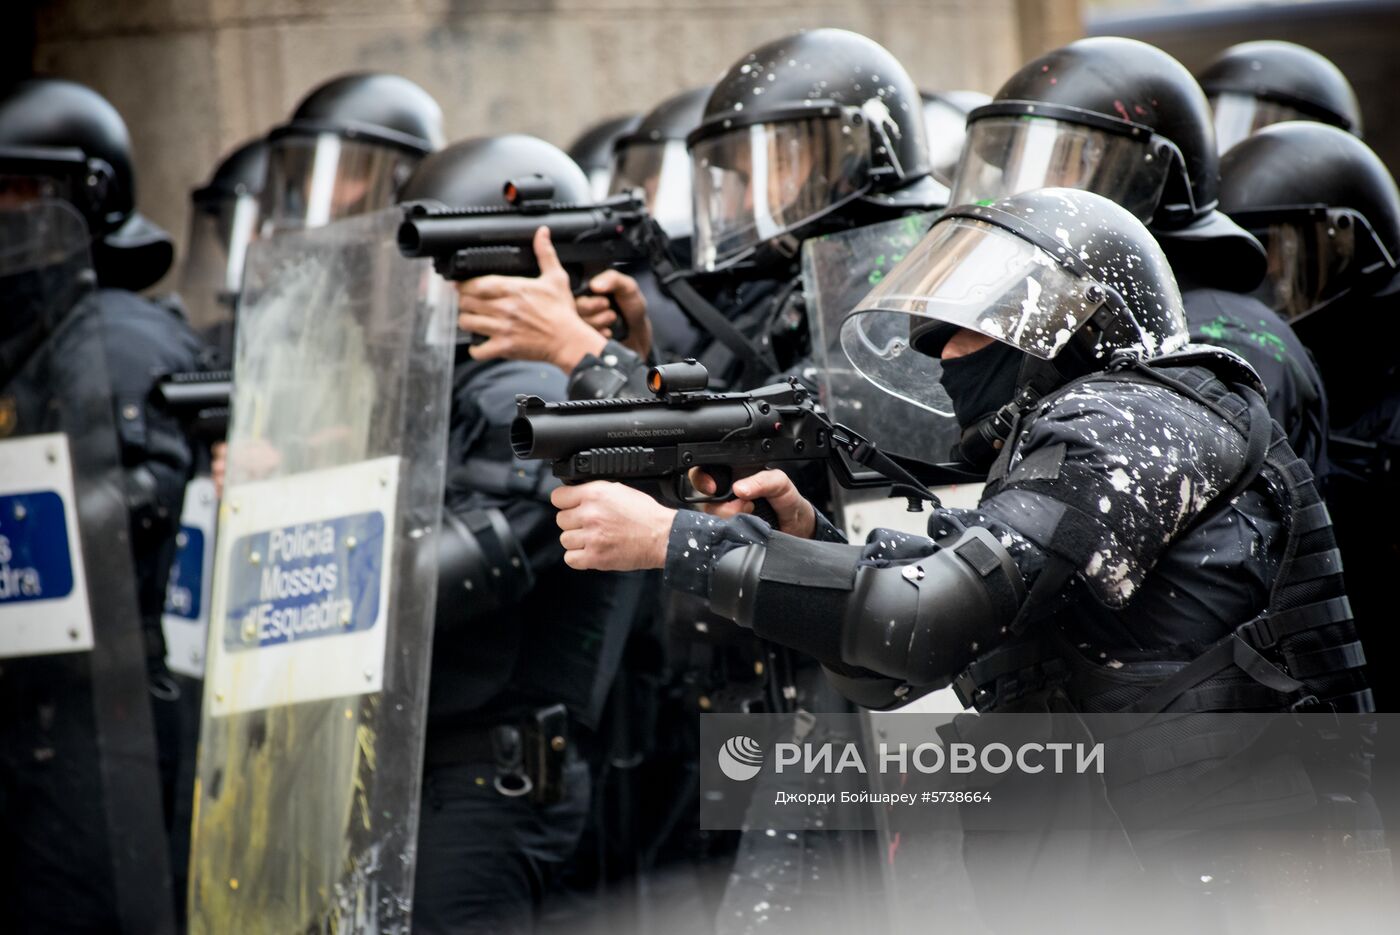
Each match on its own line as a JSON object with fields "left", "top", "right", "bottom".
{"left": 187, "top": 208, "right": 455, "bottom": 932}
{"left": 0, "top": 200, "right": 176, "bottom": 933}
{"left": 802, "top": 213, "right": 981, "bottom": 543}
{"left": 803, "top": 219, "right": 976, "bottom": 718}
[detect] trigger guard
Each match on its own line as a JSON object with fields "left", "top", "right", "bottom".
{"left": 669, "top": 472, "right": 735, "bottom": 505}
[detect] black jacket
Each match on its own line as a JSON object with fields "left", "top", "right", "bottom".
{"left": 426, "top": 356, "right": 641, "bottom": 735}
{"left": 1181, "top": 283, "right": 1328, "bottom": 479}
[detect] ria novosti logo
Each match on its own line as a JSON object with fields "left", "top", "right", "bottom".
{"left": 717, "top": 735, "right": 765, "bottom": 781}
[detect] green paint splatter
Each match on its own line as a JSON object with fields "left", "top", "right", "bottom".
{"left": 1198, "top": 316, "right": 1229, "bottom": 342}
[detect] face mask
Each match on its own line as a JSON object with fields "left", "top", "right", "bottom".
{"left": 937, "top": 337, "right": 1024, "bottom": 430}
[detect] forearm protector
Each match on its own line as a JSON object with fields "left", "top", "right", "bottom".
{"left": 710, "top": 526, "right": 1024, "bottom": 688}
{"left": 435, "top": 506, "right": 533, "bottom": 626}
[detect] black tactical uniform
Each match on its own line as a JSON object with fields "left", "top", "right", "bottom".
{"left": 950, "top": 36, "right": 1329, "bottom": 478}
{"left": 400, "top": 135, "right": 645, "bottom": 935}
{"left": 1179, "top": 277, "right": 1329, "bottom": 476}
{"left": 1217, "top": 120, "right": 1400, "bottom": 706}
{"left": 659, "top": 188, "right": 1376, "bottom": 929}
{"left": 0, "top": 78, "right": 200, "bottom": 933}
{"left": 669, "top": 189, "right": 1368, "bottom": 716}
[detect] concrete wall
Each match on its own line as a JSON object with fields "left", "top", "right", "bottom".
{"left": 32, "top": 0, "right": 1082, "bottom": 291}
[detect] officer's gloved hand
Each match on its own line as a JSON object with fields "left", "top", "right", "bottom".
{"left": 456, "top": 227, "right": 608, "bottom": 374}
{"left": 576, "top": 269, "right": 652, "bottom": 360}
{"left": 690, "top": 467, "right": 817, "bottom": 539}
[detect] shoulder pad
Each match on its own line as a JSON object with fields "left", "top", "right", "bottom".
{"left": 1147, "top": 343, "right": 1266, "bottom": 396}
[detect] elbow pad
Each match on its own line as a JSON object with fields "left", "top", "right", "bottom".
{"left": 435, "top": 507, "right": 532, "bottom": 627}
{"left": 711, "top": 527, "right": 1023, "bottom": 689}
{"left": 842, "top": 527, "right": 1023, "bottom": 686}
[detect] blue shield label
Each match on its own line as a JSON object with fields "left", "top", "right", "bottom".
{"left": 164, "top": 525, "right": 206, "bottom": 621}
{"left": 223, "top": 511, "right": 385, "bottom": 651}
{"left": 0, "top": 491, "right": 75, "bottom": 605}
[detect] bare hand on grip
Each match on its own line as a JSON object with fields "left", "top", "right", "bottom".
{"left": 689, "top": 467, "right": 817, "bottom": 539}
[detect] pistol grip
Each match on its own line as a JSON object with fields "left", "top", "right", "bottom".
{"left": 575, "top": 282, "right": 630, "bottom": 344}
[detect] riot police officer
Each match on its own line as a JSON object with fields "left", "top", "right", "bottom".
{"left": 0, "top": 76, "right": 201, "bottom": 933}
{"left": 555, "top": 186, "right": 1367, "bottom": 714}
{"left": 1198, "top": 40, "right": 1363, "bottom": 153}
{"left": 550, "top": 187, "right": 1375, "bottom": 927}
{"left": 948, "top": 36, "right": 1330, "bottom": 476}
{"left": 457, "top": 28, "right": 948, "bottom": 398}
{"left": 259, "top": 71, "right": 444, "bottom": 236}
{"left": 210, "top": 72, "right": 445, "bottom": 492}
{"left": 606, "top": 86, "right": 711, "bottom": 359}
{"left": 921, "top": 89, "right": 991, "bottom": 187}
{"left": 567, "top": 112, "right": 640, "bottom": 201}
{"left": 179, "top": 136, "right": 268, "bottom": 367}
{"left": 1218, "top": 120, "right": 1400, "bottom": 705}
{"left": 398, "top": 134, "right": 646, "bottom": 935}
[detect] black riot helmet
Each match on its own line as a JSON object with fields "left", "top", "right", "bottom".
{"left": 261, "top": 72, "right": 445, "bottom": 234}
{"left": 1220, "top": 121, "right": 1400, "bottom": 324}
{"left": 844, "top": 188, "right": 1190, "bottom": 462}
{"left": 567, "top": 113, "right": 641, "bottom": 200}
{"left": 0, "top": 77, "right": 175, "bottom": 291}
{"left": 609, "top": 86, "right": 710, "bottom": 239}
{"left": 1199, "top": 41, "right": 1362, "bottom": 154}
{"left": 179, "top": 137, "right": 269, "bottom": 361}
{"left": 687, "top": 28, "right": 947, "bottom": 273}
{"left": 951, "top": 37, "right": 1266, "bottom": 292}
{"left": 398, "top": 134, "right": 591, "bottom": 208}
{"left": 921, "top": 90, "right": 991, "bottom": 186}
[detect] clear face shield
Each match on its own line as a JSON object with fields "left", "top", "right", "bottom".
{"left": 840, "top": 216, "right": 1110, "bottom": 412}
{"left": 691, "top": 108, "right": 873, "bottom": 272}
{"left": 259, "top": 131, "right": 420, "bottom": 235}
{"left": 0, "top": 197, "right": 94, "bottom": 339}
{"left": 1210, "top": 92, "right": 1312, "bottom": 155}
{"left": 179, "top": 191, "right": 261, "bottom": 358}
{"left": 0, "top": 145, "right": 113, "bottom": 225}
{"left": 923, "top": 98, "right": 972, "bottom": 186}
{"left": 950, "top": 110, "right": 1184, "bottom": 224}
{"left": 610, "top": 138, "right": 694, "bottom": 238}
{"left": 0, "top": 172, "right": 77, "bottom": 211}
{"left": 1237, "top": 205, "right": 1399, "bottom": 322}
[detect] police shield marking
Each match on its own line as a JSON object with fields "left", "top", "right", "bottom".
{"left": 162, "top": 475, "right": 218, "bottom": 678}
{"left": 0, "top": 433, "right": 94, "bottom": 657}
{"left": 206, "top": 455, "right": 399, "bottom": 715}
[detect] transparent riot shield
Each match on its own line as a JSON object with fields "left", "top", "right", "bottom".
{"left": 187, "top": 208, "right": 455, "bottom": 933}
{"left": 802, "top": 212, "right": 981, "bottom": 542}
{"left": 0, "top": 200, "right": 176, "bottom": 933}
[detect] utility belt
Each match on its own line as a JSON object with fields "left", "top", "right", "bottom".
{"left": 425, "top": 703, "right": 570, "bottom": 805}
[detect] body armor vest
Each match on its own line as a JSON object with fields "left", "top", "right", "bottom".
{"left": 953, "top": 355, "right": 1372, "bottom": 717}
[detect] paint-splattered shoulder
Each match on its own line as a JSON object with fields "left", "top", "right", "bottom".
{"left": 1010, "top": 371, "right": 1244, "bottom": 488}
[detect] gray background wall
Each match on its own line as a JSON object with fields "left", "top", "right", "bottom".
{"left": 28, "top": 0, "right": 1083, "bottom": 291}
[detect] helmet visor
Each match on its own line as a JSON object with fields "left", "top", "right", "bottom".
{"left": 610, "top": 138, "right": 693, "bottom": 238}
{"left": 260, "top": 132, "right": 421, "bottom": 235}
{"left": 1210, "top": 92, "right": 1309, "bottom": 155}
{"left": 0, "top": 172, "right": 82, "bottom": 211}
{"left": 950, "top": 115, "right": 1171, "bottom": 223}
{"left": 923, "top": 98, "right": 971, "bottom": 187}
{"left": 691, "top": 111, "right": 872, "bottom": 271}
{"left": 1240, "top": 206, "right": 1397, "bottom": 322}
{"left": 179, "top": 192, "right": 260, "bottom": 357}
{"left": 840, "top": 216, "right": 1107, "bottom": 410}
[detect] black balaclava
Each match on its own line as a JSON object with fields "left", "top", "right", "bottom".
{"left": 937, "top": 338, "right": 1025, "bottom": 431}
